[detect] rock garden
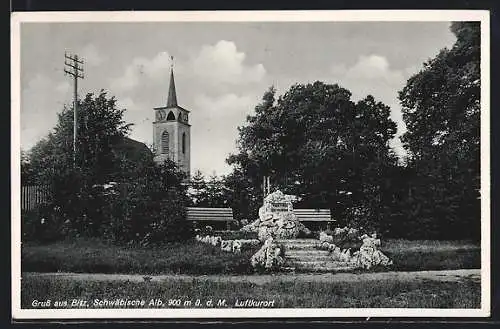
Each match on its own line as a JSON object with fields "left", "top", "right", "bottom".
{"left": 195, "top": 190, "right": 394, "bottom": 273}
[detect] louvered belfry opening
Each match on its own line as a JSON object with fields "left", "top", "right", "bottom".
{"left": 182, "top": 132, "right": 186, "bottom": 154}
{"left": 161, "top": 131, "right": 169, "bottom": 154}
{"left": 167, "top": 111, "right": 176, "bottom": 121}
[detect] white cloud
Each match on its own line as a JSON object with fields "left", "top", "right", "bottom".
{"left": 332, "top": 55, "right": 405, "bottom": 86}
{"left": 330, "top": 54, "right": 414, "bottom": 158}
{"left": 191, "top": 92, "right": 259, "bottom": 175}
{"left": 80, "top": 44, "right": 105, "bottom": 66}
{"left": 110, "top": 51, "right": 173, "bottom": 92}
{"left": 191, "top": 40, "right": 266, "bottom": 86}
{"left": 117, "top": 97, "right": 136, "bottom": 111}
{"left": 121, "top": 99, "right": 154, "bottom": 148}
{"left": 107, "top": 42, "right": 266, "bottom": 176}
{"left": 55, "top": 81, "right": 71, "bottom": 94}
{"left": 111, "top": 40, "right": 265, "bottom": 95}
{"left": 21, "top": 74, "right": 71, "bottom": 150}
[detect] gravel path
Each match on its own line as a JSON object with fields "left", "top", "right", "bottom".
{"left": 23, "top": 269, "right": 480, "bottom": 285}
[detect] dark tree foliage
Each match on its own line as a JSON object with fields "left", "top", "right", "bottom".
{"left": 28, "top": 91, "right": 133, "bottom": 185}
{"left": 187, "top": 168, "right": 263, "bottom": 222}
{"left": 398, "top": 22, "right": 480, "bottom": 240}
{"left": 113, "top": 159, "right": 192, "bottom": 244}
{"left": 23, "top": 91, "right": 191, "bottom": 244}
{"left": 21, "top": 150, "right": 35, "bottom": 185}
{"left": 228, "top": 83, "right": 398, "bottom": 232}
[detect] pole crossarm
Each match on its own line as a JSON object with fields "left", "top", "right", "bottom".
{"left": 65, "top": 52, "right": 84, "bottom": 64}
{"left": 64, "top": 62, "right": 84, "bottom": 73}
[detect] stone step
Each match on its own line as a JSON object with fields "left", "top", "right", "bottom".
{"left": 285, "top": 251, "right": 331, "bottom": 258}
{"left": 285, "top": 249, "right": 330, "bottom": 255}
{"left": 280, "top": 266, "right": 296, "bottom": 272}
{"left": 282, "top": 244, "right": 320, "bottom": 250}
{"left": 275, "top": 239, "right": 320, "bottom": 244}
{"left": 286, "top": 255, "right": 333, "bottom": 262}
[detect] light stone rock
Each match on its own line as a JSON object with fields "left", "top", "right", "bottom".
{"left": 351, "top": 234, "right": 393, "bottom": 269}
{"left": 232, "top": 240, "right": 242, "bottom": 253}
{"left": 250, "top": 238, "right": 285, "bottom": 270}
{"left": 242, "top": 190, "right": 310, "bottom": 241}
{"left": 220, "top": 240, "right": 233, "bottom": 252}
{"left": 319, "top": 231, "right": 334, "bottom": 243}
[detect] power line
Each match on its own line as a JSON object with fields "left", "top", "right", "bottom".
{"left": 64, "top": 52, "right": 84, "bottom": 167}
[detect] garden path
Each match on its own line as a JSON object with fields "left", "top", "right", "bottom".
{"left": 23, "top": 269, "right": 480, "bottom": 285}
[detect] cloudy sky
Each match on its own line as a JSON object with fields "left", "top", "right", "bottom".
{"left": 19, "top": 21, "right": 456, "bottom": 176}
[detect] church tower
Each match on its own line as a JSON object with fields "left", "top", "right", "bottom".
{"left": 153, "top": 60, "right": 191, "bottom": 178}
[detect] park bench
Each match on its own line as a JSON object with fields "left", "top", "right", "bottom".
{"left": 186, "top": 207, "right": 236, "bottom": 230}
{"left": 294, "top": 208, "right": 334, "bottom": 230}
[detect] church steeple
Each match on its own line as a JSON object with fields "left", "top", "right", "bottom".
{"left": 153, "top": 55, "right": 190, "bottom": 178}
{"left": 166, "top": 57, "right": 177, "bottom": 108}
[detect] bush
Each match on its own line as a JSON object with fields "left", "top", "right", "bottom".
{"left": 24, "top": 160, "right": 193, "bottom": 245}
{"left": 93, "top": 160, "right": 193, "bottom": 245}
{"left": 21, "top": 204, "right": 66, "bottom": 243}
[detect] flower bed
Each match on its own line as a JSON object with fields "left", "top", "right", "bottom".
{"left": 317, "top": 228, "right": 394, "bottom": 270}
{"left": 195, "top": 234, "right": 260, "bottom": 254}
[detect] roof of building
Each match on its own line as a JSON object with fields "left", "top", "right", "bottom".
{"left": 111, "top": 136, "right": 153, "bottom": 165}
{"left": 166, "top": 67, "right": 178, "bottom": 108}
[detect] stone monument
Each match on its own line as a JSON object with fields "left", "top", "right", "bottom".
{"left": 241, "top": 190, "right": 311, "bottom": 241}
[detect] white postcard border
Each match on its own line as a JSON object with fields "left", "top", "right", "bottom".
{"left": 11, "top": 9, "right": 491, "bottom": 319}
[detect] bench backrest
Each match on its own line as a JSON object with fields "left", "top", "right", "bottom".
{"left": 186, "top": 207, "right": 331, "bottom": 222}
{"left": 294, "top": 209, "right": 332, "bottom": 222}
{"left": 186, "top": 207, "right": 234, "bottom": 222}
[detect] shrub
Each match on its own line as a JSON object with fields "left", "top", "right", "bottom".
{"left": 21, "top": 204, "right": 66, "bottom": 243}
{"left": 23, "top": 160, "right": 193, "bottom": 246}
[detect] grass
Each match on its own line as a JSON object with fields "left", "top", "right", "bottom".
{"left": 21, "top": 237, "right": 480, "bottom": 275}
{"left": 22, "top": 238, "right": 260, "bottom": 275}
{"left": 379, "top": 239, "right": 480, "bottom": 272}
{"left": 21, "top": 275, "right": 480, "bottom": 309}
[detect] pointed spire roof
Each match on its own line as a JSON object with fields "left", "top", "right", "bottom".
{"left": 166, "top": 57, "right": 177, "bottom": 108}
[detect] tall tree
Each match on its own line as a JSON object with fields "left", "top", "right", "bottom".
{"left": 229, "top": 82, "right": 397, "bottom": 231}
{"left": 24, "top": 91, "right": 190, "bottom": 244}
{"left": 29, "top": 90, "right": 134, "bottom": 185}
{"left": 398, "top": 22, "right": 480, "bottom": 239}
{"left": 27, "top": 91, "right": 143, "bottom": 238}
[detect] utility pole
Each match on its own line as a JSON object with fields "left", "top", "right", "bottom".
{"left": 64, "top": 52, "right": 84, "bottom": 167}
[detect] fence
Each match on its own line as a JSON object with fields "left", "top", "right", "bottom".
{"left": 21, "top": 185, "right": 52, "bottom": 211}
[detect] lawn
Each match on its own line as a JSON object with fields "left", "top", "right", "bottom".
{"left": 21, "top": 237, "right": 480, "bottom": 275}
{"left": 21, "top": 238, "right": 260, "bottom": 275}
{"left": 21, "top": 275, "right": 480, "bottom": 309}
{"left": 379, "top": 239, "right": 480, "bottom": 272}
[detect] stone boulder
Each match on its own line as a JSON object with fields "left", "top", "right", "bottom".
{"left": 250, "top": 238, "right": 285, "bottom": 270}
{"left": 242, "top": 190, "right": 310, "bottom": 241}
{"left": 352, "top": 234, "right": 393, "bottom": 269}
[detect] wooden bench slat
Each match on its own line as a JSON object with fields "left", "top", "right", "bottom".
{"left": 186, "top": 207, "right": 235, "bottom": 230}
{"left": 187, "top": 211, "right": 233, "bottom": 214}
{"left": 187, "top": 215, "right": 233, "bottom": 218}
{"left": 186, "top": 207, "right": 334, "bottom": 224}
{"left": 187, "top": 208, "right": 233, "bottom": 211}
{"left": 187, "top": 211, "right": 233, "bottom": 213}
{"left": 186, "top": 218, "right": 235, "bottom": 222}
{"left": 295, "top": 208, "right": 332, "bottom": 222}
{"left": 296, "top": 214, "right": 331, "bottom": 217}
{"left": 294, "top": 211, "right": 331, "bottom": 213}
{"left": 187, "top": 210, "right": 233, "bottom": 213}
